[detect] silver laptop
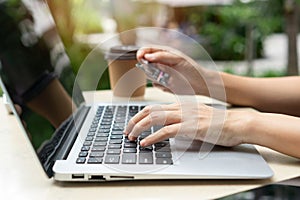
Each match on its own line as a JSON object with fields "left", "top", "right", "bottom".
{"left": 0, "top": 0, "right": 273, "bottom": 181}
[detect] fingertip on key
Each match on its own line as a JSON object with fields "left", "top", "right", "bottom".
{"left": 128, "top": 134, "right": 136, "bottom": 141}
{"left": 140, "top": 139, "right": 147, "bottom": 147}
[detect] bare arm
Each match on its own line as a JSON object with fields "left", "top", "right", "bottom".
{"left": 137, "top": 47, "right": 300, "bottom": 116}
{"left": 131, "top": 47, "right": 300, "bottom": 158}
{"left": 215, "top": 72, "right": 300, "bottom": 117}
{"left": 125, "top": 102, "right": 300, "bottom": 159}
{"left": 26, "top": 78, "right": 76, "bottom": 128}
{"left": 228, "top": 109, "right": 300, "bottom": 158}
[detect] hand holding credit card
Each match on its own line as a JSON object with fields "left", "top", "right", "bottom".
{"left": 136, "top": 59, "right": 170, "bottom": 86}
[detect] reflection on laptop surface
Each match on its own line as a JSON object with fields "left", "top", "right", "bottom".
{"left": 0, "top": 0, "right": 273, "bottom": 181}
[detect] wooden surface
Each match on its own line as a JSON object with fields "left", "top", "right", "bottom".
{"left": 1, "top": 87, "right": 300, "bottom": 200}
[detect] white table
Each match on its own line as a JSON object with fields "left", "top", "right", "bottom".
{"left": 1, "top": 87, "right": 300, "bottom": 200}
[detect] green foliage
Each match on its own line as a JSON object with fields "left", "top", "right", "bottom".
{"left": 255, "top": 69, "right": 287, "bottom": 78}
{"left": 65, "top": 42, "right": 110, "bottom": 90}
{"left": 71, "top": 0, "right": 103, "bottom": 34}
{"left": 188, "top": 0, "right": 284, "bottom": 61}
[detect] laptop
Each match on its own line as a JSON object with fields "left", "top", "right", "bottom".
{"left": 0, "top": 0, "right": 273, "bottom": 181}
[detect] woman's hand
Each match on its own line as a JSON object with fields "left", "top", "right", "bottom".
{"left": 124, "top": 103, "right": 246, "bottom": 147}
{"left": 136, "top": 47, "right": 215, "bottom": 96}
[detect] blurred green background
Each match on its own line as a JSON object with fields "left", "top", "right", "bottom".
{"left": 0, "top": 0, "right": 299, "bottom": 97}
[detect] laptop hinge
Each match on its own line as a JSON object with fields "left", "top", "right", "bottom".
{"left": 37, "top": 105, "right": 91, "bottom": 178}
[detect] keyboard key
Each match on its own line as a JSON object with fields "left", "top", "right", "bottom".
{"left": 124, "top": 137, "right": 137, "bottom": 143}
{"left": 96, "top": 133, "right": 109, "bottom": 137}
{"left": 103, "top": 115, "right": 113, "bottom": 119}
{"left": 139, "top": 153, "right": 153, "bottom": 164}
{"left": 100, "top": 125, "right": 111, "bottom": 129}
{"left": 108, "top": 144, "right": 122, "bottom": 149}
{"left": 102, "top": 118, "right": 112, "bottom": 123}
{"left": 90, "top": 152, "right": 104, "bottom": 157}
{"left": 111, "top": 131, "right": 123, "bottom": 135}
{"left": 89, "top": 128, "right": 97, "bottom": 133}
{"left": 107, "top": 149, "right": 121, "bottom": 154}
{"left": 123, "top": 148, "right": 137, "bottom": 153}
{"left": 115, "top": 118, "right": 125, "bottom": 123}
{"left": 87, "top": 132, "right": 95, "bottom": 136}
{"left": 88, "top": 158, "right": 103, "bottom": 164}
{"left": 93, "top": 142, "right": 107, "bottom": 146}
{"left": 156, "top": 158, "right": 173, "bottom": 165}
{"left": 101, "top": 121, "right": 111, "bottom": 125}
{"left": 110, "top": 135, "right": 123, "bottom": 139}
{"left": 76, "top": 157, "right": 86, "bottom": 164}
{"left": 83, "top": 141, "right": 92, "bottom": 146}
{"left": 154, "top": 141, "right": 170, "bottom": 147}
{"left": 98, "top": 129, "right": 110, "bottom": 133}
{"left": 109, "top": 139, "right": 122, "bottom": 144}
{"left": 95, "top": 137, "right": 108, "bottom": 142}
{"left": 155, "top": 145, "right": 171, "bottom": 152}
{"left": 95, "top": 116, "right": 101, "bottom": 120}
{"left": 78, "top": 151, "right": 88, "bottom": 157}
{"left": 81, "top": 146, "right": 90, "bottom": 151}
{"left": 85, "top": 136, "right": 94, "bottom": 141}
{"left": 92, "top": 121, "right": 99, "bottom": 125}
{"left": 90, "top": 124, "right": 98, "bottom": 128}
{"left": 91, "top": 146, "right": 105, "bottom": 152}
{"left": 112, "top": 127, "right": 123, "bottom": 131}
{"left": 154, "top": 142, "right": 170, "bottom": 151}
{"left": 122, "top": 153, "right": 136, "bottom": 164}
{"left": 124, "top": 143, "right": 137, "bottom": 148}
{"left": 155, "top": 152, "right": 172, "bottom": 158}
{"left": 129, "top": 106, "right": 139, "bottom": 111}
{"left": 139, "top": 146, "right": 153, "bottom": 153}
{"left": 104, "top": 155, "right": 120, "bottom": 164}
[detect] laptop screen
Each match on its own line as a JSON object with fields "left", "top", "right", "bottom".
{"left": 0, "top": 0, "right": 85, "bottom": 175}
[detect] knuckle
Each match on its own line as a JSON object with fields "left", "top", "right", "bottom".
{"left": 143, "top": 117, "right": 152, "bottom": 127}
{"left": 161, "top": 126, "right": 175, "bottom": 137}
{"left": 143, "top": 105, "right": 152, "bottom": 114}
{"left": 134, "top": 123, "right": 143, "bottom": 131}
{"left": 149, "top": 111, "right": 160, "bottom": 121}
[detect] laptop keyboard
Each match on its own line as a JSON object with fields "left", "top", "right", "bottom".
{"left": 76, "top": 105, "right": 173, "bottom": 165}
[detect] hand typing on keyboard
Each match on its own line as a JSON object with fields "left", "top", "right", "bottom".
{"left": 77, "top": 105, "right": 173, "bottom": 165}
{"left": 124, "top": 103, "right": 242, "bottom": 148}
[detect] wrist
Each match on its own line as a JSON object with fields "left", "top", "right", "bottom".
{"left": 203, "top": 70, "right": 227, "bottom": 102}
{"left": 225, "top": 109, "right": 259, "bottom": 145}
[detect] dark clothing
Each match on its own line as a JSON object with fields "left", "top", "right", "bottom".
{"left": 0, "top": 0, "right": 56, "bottom": 105}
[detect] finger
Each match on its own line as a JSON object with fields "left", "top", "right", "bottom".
{"left": 124, "top": 104, "right": 163, "bottom": 135}
{"left": 140, "top": 123, "right": 181, "bottom": 147}
{"left": 124, "top": 103, "right": 180, "bottom": 135}
{"left": 128, "top": 110, "right": 181, "bottom": 140}
{"left": 136, "top": 47, "right": 165, "bottom": 61}
{"left": 124, "top": 107, "right": 150, "bottom": 135}
{"left": 144, "top": 51, "right": 181, "bottom": 66}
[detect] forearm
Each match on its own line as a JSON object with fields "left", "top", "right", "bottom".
{"left": 212, "top": 72, "right": 300, "bottom": 116}
{"left": 26, "top": 79, "right": 76, "bottom": 128}
{"left": 227, "top": 110, "right": 300, "bottom": 159}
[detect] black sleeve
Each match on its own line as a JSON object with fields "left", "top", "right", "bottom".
{"left": 0, "top": 1, "right": 56, "bottom": 105}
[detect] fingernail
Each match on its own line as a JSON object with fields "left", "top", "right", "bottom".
{"left": 136, "top": 50, "right": 143, "bottom": 58}
{"left": 145, "top": 54, "right": 155, "bottom": 60}
{"left": 140, "top": 140, "right": 147, "bottom": 147}
{"left": 128, "top": 135, "right": 135, "bottom": 141}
